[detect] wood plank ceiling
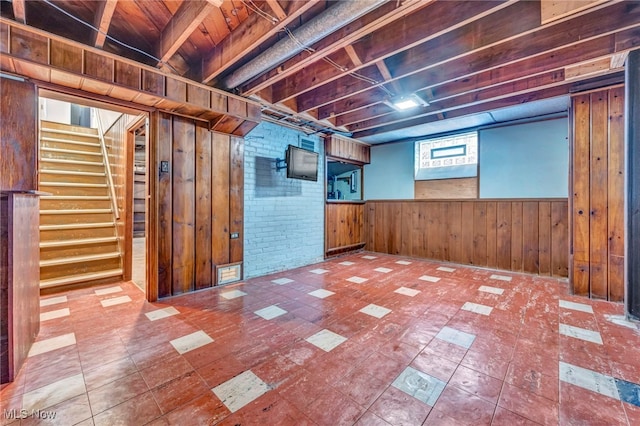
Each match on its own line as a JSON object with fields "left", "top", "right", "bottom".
{"left": 2, "top": 0, "right": 637, "bottom": 142}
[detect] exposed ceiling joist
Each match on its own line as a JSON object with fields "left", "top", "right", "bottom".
{"left": 297, "top": 0, "right": 640, "bottom": 137}
{"left": 12, "top": 0, "right": 25, "bottom": 23}
{"left": 93, "top": 0, "right": 118, "bottom": 48}
{"left": 352, "top": 84, "right": 577, "bottom": 139}
{"left": 201, "top": 0, "right": 322, "bottom": 84}
{"left": 157, "top": 0, "right": 222, "bottom": 66}
{"left": 266, "top": 0, "right": 517, "bottom": 107}
{"left": 242, "top": 0, "right": 430, "bottom": 96}
{"left": 344, "top": 44, "right": 363, "bottom": 67}
{"left": 264, "top": 0, "right": 287, "bottom": 22}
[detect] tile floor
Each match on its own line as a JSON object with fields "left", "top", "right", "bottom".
{"left": 2, "top": 252, "right": 640, "bottom": 425}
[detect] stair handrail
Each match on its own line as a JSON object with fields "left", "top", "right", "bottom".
{"left": 93, "top": 109, "right": 120, "bottom": 220}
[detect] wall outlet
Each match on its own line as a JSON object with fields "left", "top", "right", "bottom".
{"left": 230, "top": 232, "right": 239, "bottom": 239}
{"left": 160, "top": 161, "right": 169, "bottom": 173}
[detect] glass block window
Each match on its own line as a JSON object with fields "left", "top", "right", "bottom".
{"left": 415, "top": 132, "right": 478, "bottom": 180}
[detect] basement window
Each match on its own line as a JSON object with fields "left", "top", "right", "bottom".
{"left": 414, "top": 131, "right": 478, "bottom": 180}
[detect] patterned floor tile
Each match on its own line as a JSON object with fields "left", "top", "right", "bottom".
{"left": 559, "top": 323, "right": 603, "bottom": 344}
{"left": 254, "top": 305, "right": 287, "bottom": 320}
{"left": 29, "top": 333, "right": 76, "bottom": 357}
{"left": 308, "top": 289, "right": 335, "bottom": 299}
{"left": 347, "top": 276, "right": 368, "bottom": 284}
{"left": 419, "top": 275, "right": 440, "bottom": 283}
{"left": 212, "top": 370, "right": 270, "bottom": 413}
{"left": 94, "top": 286, "right": 123, "bottom": 296}
{"left": 100, "top": 296, "right": 132, "bottom": 307}
{"left": 479, "top": 285, "right": 504, "bottom": 295}
{"left": 395, "top": 287, "right": 420, "bottom": 297}
{"left": 461, "top": 302, "right": 493, "bottom": 316}
{"left": 489, "top": 274, "right": 512, "bottom": 282}
{"left": 220, "top": 289, "right": 247, "bottom": 300}
{"left": 560, "top": 361, "right": 619, "bottom": 399}
{"left": 170, "top": 331, "right": 214, "bottom": 354}
{"left": 145, "top": 307, "right": 180, "bottom": 321}
{"left": 392, "top": 366, "right": 446, "bottom": 406}
{"left": 359, "top": 304, "right": 392, "bottom": 319}
{"left": 40, "top": 308, "right": 71, "bottom": 322}
{"left": 616, "top": 379, "right": 640, "bottom": 407}
{"left": 435, "top": 327, "right": 476, "bottom": 349}
{"left": 559, "top": 300, "right": 594, "bottom": 313}
{"left": 40, "top": 296, "right": 68, "bottom": 307}
{"left": 305, "top": 329, "right": 347, "bottom": 352}
{"left": 272, "top": 278, "right": 294, "bottom": 285}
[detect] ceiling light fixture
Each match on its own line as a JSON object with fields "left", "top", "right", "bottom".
{"left": 387, "top": 94, "right": 429, "bottom": 111}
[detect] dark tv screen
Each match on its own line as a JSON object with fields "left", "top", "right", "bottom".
{"left": 286, "top": 145, "right": 318, "bottom": 181}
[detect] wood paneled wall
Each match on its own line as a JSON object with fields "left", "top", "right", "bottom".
{"left": 571, "top": 86, "right": 625, "bottom": 301}
{"left": 325, "top": 134, "right": 371, "bottom": 164}
{"left": 1, "top": 194, "right": 41, "bottom": 383}
{"left": 365, "top": 199, "right": 569, "bottom": 277}
{"left": 415, "top": 178, "right": 478, "bottom": 199}
{"left": 0, "top": 19, "right": 261, "bottom": 136}
{"left": 325, "top": 202, "right": 366, "bottom": 256}
{"left": 153, "top": 112, "right": 244, "bottom": 298}
{"left": 0, "top": 78, "right": 37, "bottom": 191}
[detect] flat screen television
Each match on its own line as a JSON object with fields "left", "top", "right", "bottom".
{"left": 286, "top": 144, "right": 318, "bottom": 181}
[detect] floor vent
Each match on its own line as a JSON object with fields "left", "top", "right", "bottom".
{"left": 216, "top": 262, "right": 242, "bottom": 285}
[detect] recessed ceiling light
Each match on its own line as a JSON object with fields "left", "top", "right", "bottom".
{"left": 387, "top": 94, "right": 429, "bottom": 111}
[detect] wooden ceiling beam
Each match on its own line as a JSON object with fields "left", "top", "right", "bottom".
{"left": 335, "top": 102, "right": 395, "bottom": 128}
{"left": 294, "top": 1, "right": 540, "bottom": 112}
{"left": 336, "top": 30, "right": 632, "bottom": 128}
{"left": 351, "top": 83, "right": 577, "bottom": 139}
{"left": 264, "top": 0, "right": 288, "bottom": 22}
{"left": 201, "top": 0, "right": 322, "bottom": 84}
{"left": 295, "top": 1, "right": 640, "bottom": 117}
{"left": 349, "top": 69, "right": 569, "bottom": 132}
{"left": 12, "top": 0, "right": 25, "bottom": 24}
{"left": 157, "top": 0, "right": 222, "bottom": 66}
{"left": 344, "top": 45, "right": 363, "bottom": 67}
{"left": 263, "top": 0, "right": 513, "bottom": 104}
{"left": 241, "top": 0, "right": 429, "bottom": 95}
{"left": 93, "top": 0, "right": 118, "bottom": 48}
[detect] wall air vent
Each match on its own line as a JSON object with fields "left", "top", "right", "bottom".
{"left": 299, "top": 137, "right": 316, "bottom": 152}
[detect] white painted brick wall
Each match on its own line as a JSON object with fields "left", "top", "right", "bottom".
{"left": 243, "top": 122, "right": 324, "bottom": 278}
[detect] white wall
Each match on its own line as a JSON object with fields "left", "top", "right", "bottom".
{"left": 39, "top": 98, "right": 71, "bottom": 124}
{"left": 479, "top": 118, "right": 569, "bottom": 198}
{"left": 364, "top": 141, "right": 415, "bottom": 199}
{"left": 243, "top": 122, "right": 325, "bottom": 278}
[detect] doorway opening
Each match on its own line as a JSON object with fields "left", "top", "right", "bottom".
{"left": 38, "top": 89, "right": 148, "bottom": 295}
{"left": 130, "top": 121, "right": 148, "bottom": 292}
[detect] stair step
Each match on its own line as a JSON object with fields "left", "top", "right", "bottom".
{"left": 40, "top": 170, "right": 106, "bottom": 177}
{"left": 41, "top": 158, "right": 104, "bottom": 167}
{"left": 40, "top": 182, "right": 108, "bottom": 188}
{"left": 41, "top": 209, "right": 112, "bottom": 215}
{"left": 41, "top": 147, "right": 102, "bottom": 157}
{"left": 40, "top": 222, "right": 115, "bottom": 231}
{"left": 40, "top": 252, "right": 121, "bottom": 267}
{"left": 40, "top": 136, "right": 101, "bottom": 148}
{"left": 40, "top": 127, "right": 99, "bottom": 138}
{"left": 41, "top": 195, "right": 110, "bottom": 200}
{"left": 40, "top": 268, "right": 123, "bottom": 289}
{"left": 40, "top": 236, "right": 118, "bottom": 248}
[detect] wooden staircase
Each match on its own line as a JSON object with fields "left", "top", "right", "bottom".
{"left": 39, "top": 120, "right": 123, "bottom": 289}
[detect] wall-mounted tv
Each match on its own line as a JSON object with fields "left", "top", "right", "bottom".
{"left": 286, "top": 144, "right": 318, "bottom": 181}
